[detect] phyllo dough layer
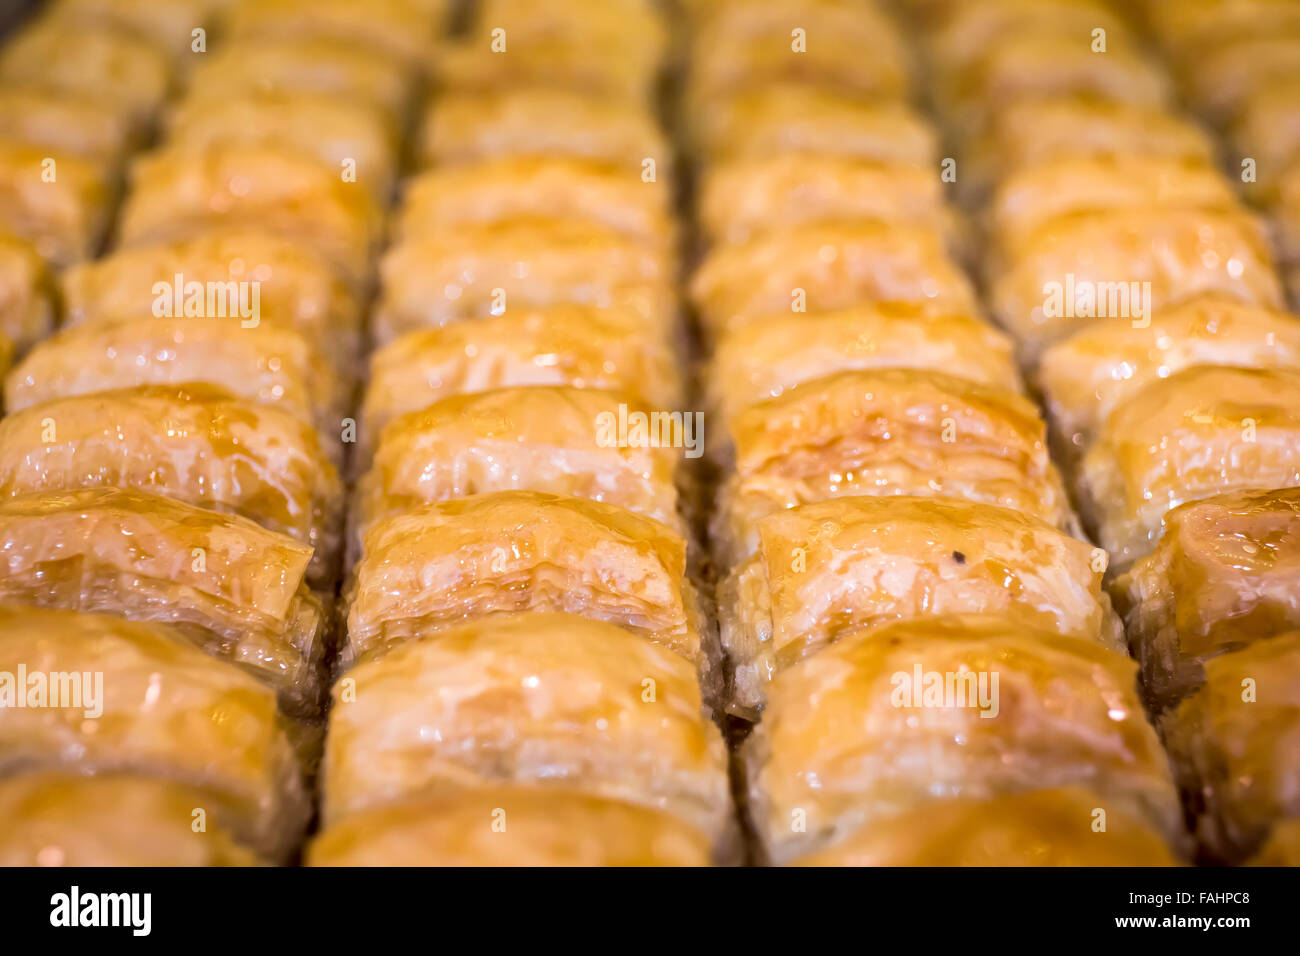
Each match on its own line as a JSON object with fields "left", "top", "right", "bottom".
{"left": 322, "top": 613, "right": 729, "bottom": 838}
{"left": 744, "top": 614, "right": 1183, "bottom": 864}
{"left": 310, "top": 786, "right": 710, "bottom": 867}
{"left": 0, "top": 605, "right": 307, "bottom": 860}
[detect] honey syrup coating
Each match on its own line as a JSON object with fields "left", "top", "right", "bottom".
{"left": 705, "top": 306, "right": 1023, "bottom": 435}
{"left": 690, "top": 220, "right": 977, "bottom": 335}
{"left": 0, "top": 771, "right": 260, "bottom": 867}
{"left": 0, "top": 604, "right": 308, "bottom": 862}
{"left": 0, "top": 142, "right": 112, "bottom": 267}
{"left": 0, "top": 488, "right": 324, "bottom": 714}
{"left": 743, "top": 614, "right": 1183, "bottom": 865}
{"left": 794, "top": 787, "right": 1179, "bottom": 867}
{"left": 712, "top": 368, "right": 1075, "bottom": 567}
{"left": 310, "top": 787, "right": 711, "bottom": 867}
{"left": 59, "top": 230, "right": 363, "bottom": 369}
{"left": 6, "top": 316, "right": 345, "bottom": 435}
{"left": 0, "top": 234, "right": 52, "bottom": 352}
{"left": 373, "top": 217, "right": 675, "bottom": 346}
{"left": 1162, "top": 632, "right": 1300, "bottom": 863}
{"left": 1037, "top": 296, "right": 1300, "bottom": 455}
{"left": 117, "top": 144, "right": 381, "bottom": 287}
{"left": 321, "top": 613, "right": 730, "bottom": 839}
{"left": 354, "top": 386, "right": 684, "bottom": 546}
{"left": 1116, "top": 489, "right": 1300, "bottom": 711}
{"left": 1079, "top": 366, "right": 1300, "bottom": 566}
{"left": 344, "top": 491, "right": 706, "bottom": 672}
{"left": 0, "top": 384, "right": 342, "bottom": 587}
{"left": 989, "top": 207, "right": 1284, "bottom": 358}
{"left": 359, "top": 305, "right": 683, "bottom": 444}
{"left": 718, "top": 495, "right": 1119, "bottom": 714}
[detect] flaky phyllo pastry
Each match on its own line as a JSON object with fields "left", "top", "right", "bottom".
{"left": 421, "top": 89, "right": 668, "bottom": 171}
{"left": 117, "top": 145, "right": 381, "bottom": 286}
{"left": 6, "top": 316, "right": 346, "bottom": 434}
{"left": 0, "top": 772, "right": 259, "bottom": 867}
{"left": 743, "top": 614, "right": 1183, "bottom": 865}
{"left": 309, "top": 786, "right": 710, "bottom": 867}
{"left": 59, "top": 231, "right": 363, "bottom": 368}
{"left": 697, "top": 155, "right": 954, "bottom": 247}
{"left": 711, "top": 368, "right": 1073, "bottom": 565}
{"left": 965, "top": 95, "right": 1217, "bottom": 199}
{"left": 0, "top": 233, "right": 51, "bottom": 352}
{"left": 395, "top": 157, "right": 674, "bottom": 247}
{"left": 321, "top": 613, "right": 729, "bottom": 839}
{"left": 359, "top": 305, "right": 683, "bottom": 442}
{"left": 792, "top": 788, "right": 1178, "bottom": 868}
{"left": 184, "top": 37, "right": 412, "bottom": 125}
{"left": 705, "top": 307, "right": 1022, "bottom": 433}
{"left": 163, "top": 91, "right": 399, "bottom": 200}
{"left": 0, "top": 384, "right": 342, "bottom": 584}
{"left": 690, "top": 221, "right": 977, "bottom": 334}
{"left": 0, "top": 83, "right": 131, "bottom": 168}
{"left": 1115, "top": 489, "right": 1300, "bottom": 710}
{"left": 374, "top": 218, "right": 674, "bottom": 344}
{"left": 987, "top": 154, "right": 1239, "bottom": 259}
{"left": 1037, "top": 296, "right": 1300, "bottom": 454}
{"left": 1163, "top": 632, "right": 1300, "bottom": 864}
{"left": 990, "top": 207, "right": 1284, "bottom": 356}
{"left": 0, "top": 488, "right": 324, "bottom": 712}
{"left": 691, "top": 84, "right": 938, "bottom": 167}
{"left": 0, "top": 142, "right": 111, "bottom": 267}
{"left": 0, "top": 24, "right": 170, "bottom": 130}
{"left": 344, "top": 490, "right": 705, "bottom": 671}
{"left": 719, "top": 495, "right": 1117, "bottom": 713}
{"left": 354, "top": 387, "right": 683, "bottom": 544}
{"left": 0, "top": 605, "right": 308, "bottom": 861}
{"left": 1079, "top": 366, "right": 1300, "bottom": 565}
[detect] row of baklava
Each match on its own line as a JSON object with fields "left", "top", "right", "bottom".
{"left": 676, "top": 0, "right": 1183, "bottom": 866}
{"left": 909, "top": 0, "right": 1300, "bottom": 864}
{"left": 304, "top": 0, "right": 735, "bottom": 867}
{"left": 0, "top": 0, "right": 447, "bottom": 865}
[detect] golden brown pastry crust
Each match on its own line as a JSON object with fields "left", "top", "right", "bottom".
{"left": 713, "top": 368, "right": 1074, "bottom": 565}
{"left": 309, "top": 786, "right": 711, "bottom": 867}
{"left": 1115, "top": 489, "right": 1300, "bottom": 710}
{"left": 345, "top": 491, "right": 703, "bottom": 669}
{"left": 59, "top": 231, "right": 363, "bottom": 369}
{"left": 0, "top": 771, "right": 261, "bottom": 867}
{"left": 1080, "top": 366, "right": 1300, "bottom": 565}
{"left": 744, "top": 614, "right": 1183, "bottom": 864}
{"left": 221, "top": 0, "right": 445, "bottom": 68}
{"left": 793, "top": 787, "right": 1179, "bottom": 867}
{"left": 0, "top": 385, "right": 342, "bottom": 584}
{"left": 322, "top": 613, "right": 730, "bottom": 837}
{"left": 697, "top": 155, "right": 952, "bottom": 247}
{"left": 1247, "top": 818, "right": 1300, "bottom": 866}
{"left": 1163, "top": 632, "right": 1300, "bottom": 863}
{"left": 355, "top": 387, "right": 683, "bottom": 544}
{"left": 360, "top": 305, "right": 684, "bottom": 442}
{"left": 0, "top": 233, "right": 52, "bottom": 352}
{"left": 990, "top": 208, "right": 1284, "bottom": 357}
{"left": 0, "top": 488, "right": 323, "bottom": 712}
{"left": 705, "top": 307, "right": 1022, "bottom": 434}
{"left": 184, "top": 37, "right": 412, "bottom": 123}
{"left": 374, "top": 218, "right": 674, "bottom": 344}
{"left": 5, "top": 316, "right": 343, "bottom": 433}
{"left": 719, "top": 495, "right": 1116, "bottom": 714}
{"left": 0, "top": 604, "right": 307, "bottom": 860}
{"left": 691, "top": 221, "right": 977, "bottom": 334}
{"left": 164, "top": 91, "right": 399, "bottom": 199}
{"left": 692, "top": 84, "right": 938, "bottom": 166}
{"left": 118, "top": 145, "right": 380, "bottom": 286}
{"left": 396, "top": 157, "right": 674, "bottom": 247}
{"left": 0, "top": 142, "right": 111, "bottom": 266}
{"left": 422, "top": 89, "right": 668, "bottom": 172}
{"left": 0, "top": 87, "right": 133, "bottom": 166}
{"left": 1038, "top": 296, "right": 1300, "bottom": 452}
